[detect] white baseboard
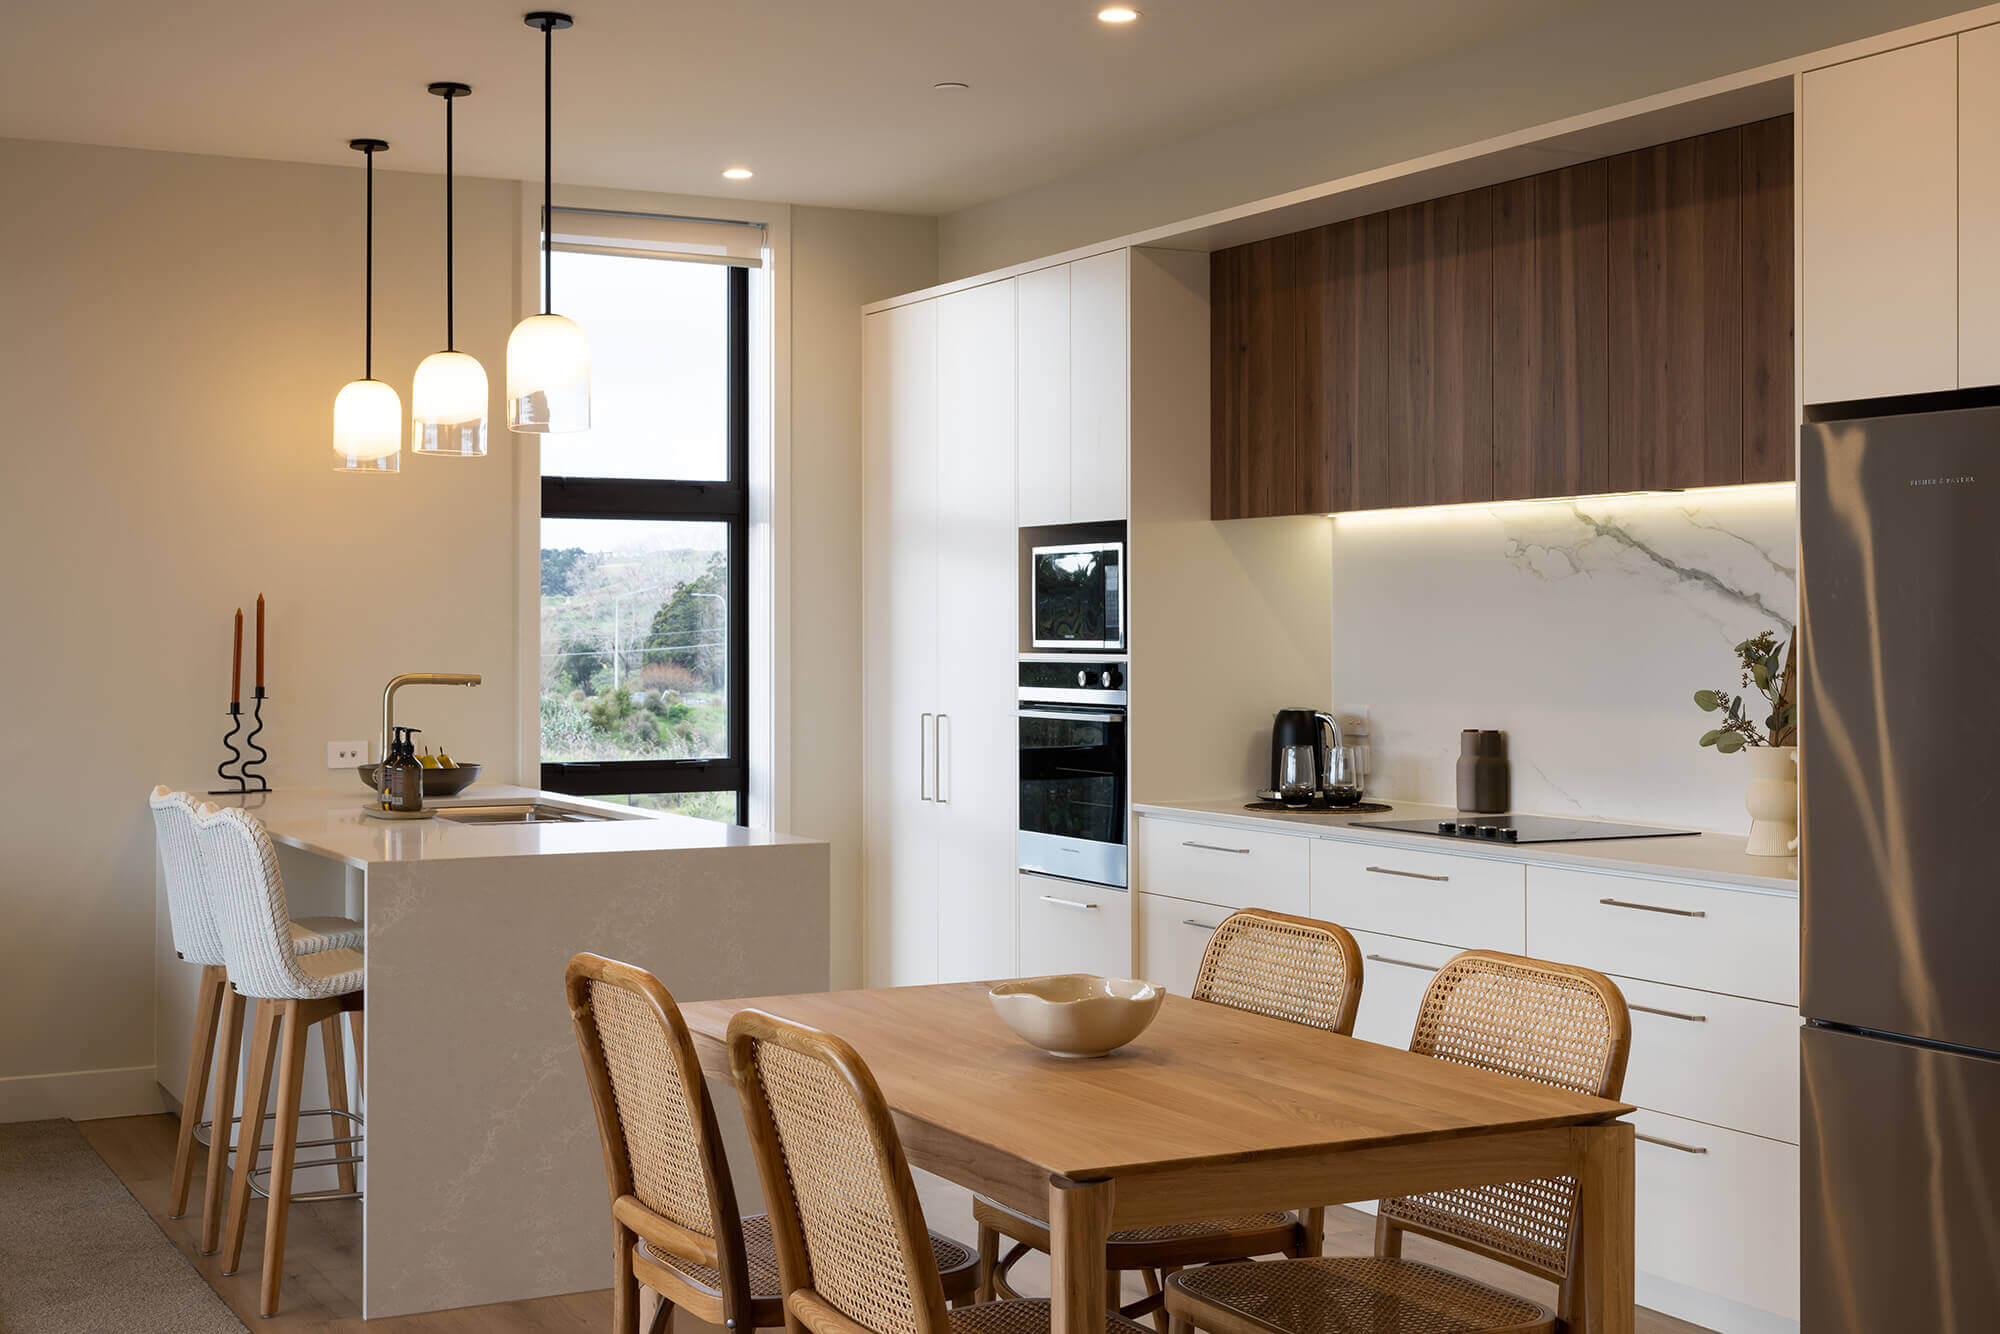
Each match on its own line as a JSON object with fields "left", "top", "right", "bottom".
{"left": 0, "top": 1065, "right": 168, "bottom": 1123}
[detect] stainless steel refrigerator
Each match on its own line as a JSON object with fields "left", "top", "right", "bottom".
{"left": 1800, "top": 403, "right": 2000, "bottom": 1333}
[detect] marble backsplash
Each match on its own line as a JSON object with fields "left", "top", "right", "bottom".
{"left": 1330, "top": 485, "right": 1798, "bottom": 834}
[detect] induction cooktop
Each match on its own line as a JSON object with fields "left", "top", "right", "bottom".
{"left": 1349, "top": 814, "right": 1699, "bottom": 844}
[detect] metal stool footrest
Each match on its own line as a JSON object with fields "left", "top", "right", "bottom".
{"left": 192, "top": 1106, "right": 359, "bottom": 1150}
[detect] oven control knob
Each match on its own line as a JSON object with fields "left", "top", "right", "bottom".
{"left": 1479, "top": 825, "right": 1502, "bottom": 838}
{"left": 1104, "top": 668, "right": 1124, "bottom": 688}
{"left": 1077, "top": 670, "right": 1090, "bottom": 687}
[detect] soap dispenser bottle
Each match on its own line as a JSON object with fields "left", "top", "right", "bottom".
{"left": 381, "top": 727, "right": 424, "bottom": 813}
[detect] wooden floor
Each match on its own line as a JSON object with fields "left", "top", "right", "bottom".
{"left": 83, "top": 1112, "right": 1711, "bottom": 1333}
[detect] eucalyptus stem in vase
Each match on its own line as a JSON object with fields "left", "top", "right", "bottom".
{"left": 1694, "top": 630, "right": 1796, "bottom": 753}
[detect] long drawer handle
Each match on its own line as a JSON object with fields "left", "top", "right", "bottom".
{"left": 1183, "top": 919, "right": 1221, "bottom": 932}
{"left": 1631, "top": 1003, "right": 1708, "bottom": 1023}
{"left": 1366, "top": 865, "right": 1449, "bottom": 882}
{"left": 1366, "top": 953, "right": 1440, "bottom": 974}
{"left": 1637, "top": 1132, "right": 1710, "bottom": 1156}
{"left": 1599, "top": 897, "right": 1706, "bottom": 918}
{"left": 1040, "top": 895, "right": 1099, "bottom": 911}
{"left": 1182, "top": 841, "right": 1250, "bottom": 855}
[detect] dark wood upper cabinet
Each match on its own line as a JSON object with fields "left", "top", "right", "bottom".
{"left": 1493, "top": 162, "right": 1610, "bottom": 501}
{"left": 1210, "top": 114, "right": 1794, "bottom": 519}
{"left": 1376, "top": 188, "right": 1496, "bottom": 509}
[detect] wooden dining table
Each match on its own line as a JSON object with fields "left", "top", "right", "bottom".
{"left": 682, "top": 982, "right": 1636, "bottom": 1334}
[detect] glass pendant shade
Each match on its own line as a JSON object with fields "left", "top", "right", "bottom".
{"left": 333, "top": 377, "right": 403, "bottom": 472}
{"left": 507, "top": 313, "right": 591, "bottom": 433}
{"left": 412, "top": 350, "right": 490, "bottom": 455}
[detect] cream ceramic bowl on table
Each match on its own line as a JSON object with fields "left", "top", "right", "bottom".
{"left": 988, "top": 975, "right": 1164, "bottom": 1058}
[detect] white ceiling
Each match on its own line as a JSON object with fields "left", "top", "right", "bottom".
{"left": 3, "top": 0, "right": 1576, "bottom": 216}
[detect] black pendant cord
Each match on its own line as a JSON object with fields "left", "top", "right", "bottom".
{"left": 542, "top": 15, "right": 552, "bottom": 315}
{"left": 446, "top": 91, "right": 455, "bottom": 350}
{"left": 348, "top": 139, "right": 388, "bottom": 379}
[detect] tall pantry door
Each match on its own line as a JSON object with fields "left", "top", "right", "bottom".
{"left": 935, "top": 279, "right": 1021, "bottom": 982}
{"left": 861, "top": 301, "right": 940, "bottom": 986}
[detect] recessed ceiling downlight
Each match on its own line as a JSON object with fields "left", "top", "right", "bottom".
{"left": 722, "top": 166, "right": 754, "bottom": 179}
{"left": 1098, "top": 6, "right": 1140, "bottom": 22}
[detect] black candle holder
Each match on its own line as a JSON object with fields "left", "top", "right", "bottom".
{"left": 209, "top": 688, "right": 272, "bottom": 795}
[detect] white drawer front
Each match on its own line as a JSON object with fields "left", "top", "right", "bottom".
{"left": 1616, "top": 975, "right": 1800, "bottom": 1144}
{"left": 1136, "top": 892, "right": 1229, "bottom": 997}
{"left": 1017, "top": 874, "right": 1132, "bottom": 979}
{"left": 1136, "top": 817, "right": 1310, "bottom": 916}
{"left": 1347, "top": 930, "right": 1457, "bottom": 1051}
{"left": 1527, "top": 866, "right": 1798, "bottom": 1003}
{"left": 1311, "top": 838, "right": 1524, "bottom": 952}
{"left": 1633, "top": 1109, "right": 1800, "bottom": 1324}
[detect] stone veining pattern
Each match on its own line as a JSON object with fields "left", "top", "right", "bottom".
{"left": 1331, "top": 487, "right": 1798, "bottom": 834}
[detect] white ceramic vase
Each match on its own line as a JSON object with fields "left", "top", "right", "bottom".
{"left": 1743, "top": 745, "right": 1799, "bottom": 857}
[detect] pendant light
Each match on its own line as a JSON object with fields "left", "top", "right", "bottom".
{"left": 334, "top": 138, "right": 402, "bottom": 472}
{"left": 507, "top": 11, "right": 590, "bottom": 434}
{"left": 413, "top": 82, "right": 490, "bottom": 456}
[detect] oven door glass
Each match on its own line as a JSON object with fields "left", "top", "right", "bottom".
{"left": 1019, "top": 707, "right": 1127, "bottom": 845}
{"left": 1032, "top": 545, "right": 1123, "bottom": 649}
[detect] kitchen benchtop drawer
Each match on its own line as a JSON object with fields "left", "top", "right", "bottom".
{"left": 1136, "top": 815, "right": 1309, "bottom": 916}
{"left": 1632, "top": 1108, "right": 1800, "bottom": 1326}
{"left": 1311, "top": 838, "right": 1525, "bottom": 953}
{"left": 1528, "top": 866, "right": 1798, "bottom": 1004}
{"left": 1617, "top": 974, "right": 1801, "bottom": 1144}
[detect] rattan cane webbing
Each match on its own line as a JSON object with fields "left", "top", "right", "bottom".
{"left": 639, "top": 1212, "right": 979, "bottom": 1302}
{"left": 1109, "top": 1214, "right": 1294, "bottom": 1244}
{"left": 751, "top": 1039, "right": 930, "bottom": 1334}
{"left": 948, "top": 1298, "right": 1156, "bottom": 1334}
{"left": 1168, "top": 1256, "right": 1552, "bottom": 1334}
{"left": 1192, "top": 912, "right": 1358, "bottom": 1031}
{"left": 1379, "top": 955, "right": 1624, "bottom": 1280}
{"left": 587, "top": 980, "right": 716, "bottom": 1238}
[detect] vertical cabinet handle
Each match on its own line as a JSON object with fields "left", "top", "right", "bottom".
{"left": 936, "top": 714, "right": 951, "bottom": 804}
{"left": 920, "top": 713, "right": 934, "bottom": 802}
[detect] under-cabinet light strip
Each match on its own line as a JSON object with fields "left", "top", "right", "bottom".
{"left": 1326, "top": 480, "right": 1796, "bottom": 522}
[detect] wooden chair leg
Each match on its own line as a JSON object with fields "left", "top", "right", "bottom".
{"left": 169, "top": 965, "right": 226, "bottom": 1219}
{"left": 260, "top": 999, "right": 312, "bottom": 1317}
{"left": 613, "top": 1220, "right": 640, "bottom": 1334}
{"left": 200, "top": 985, "right": 246, "bottom": 1254}
{"left": 975, "top": 1222, "right": 999, "bottom": 1302}
{"left": 1140, "top": 1269, "right": 1169, "bottom": 1334}
{"left": 1373, "top": 1213, "right": 1404, "bottom": 1259}
{"left": 643, "top": 1289, "right": 674, "bottom": 1334}
{"left": 320, "top": 1014, "right": 357, "bottom": 1197}
{"left": 222, "top": 999, "right": 280, "bottom": 1275}
{"left": 1299, "top": 1206, "right": 1325, "bottom": 1258}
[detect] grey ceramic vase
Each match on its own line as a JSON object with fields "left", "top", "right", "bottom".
{"left": 1457, "top": 729, "right": 1509, "bottom": 813}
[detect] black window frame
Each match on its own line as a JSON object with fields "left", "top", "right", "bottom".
{"left": 540, "top": 262, "right": 750, "bottom": 825}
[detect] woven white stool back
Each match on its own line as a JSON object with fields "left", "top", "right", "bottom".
{"left": 192, "top": 804, "right": 361, "bottom": 1001}
{"left": 151, "top": 786, "right": 227, "bottom": 967}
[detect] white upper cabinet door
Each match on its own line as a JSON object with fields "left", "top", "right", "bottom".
{"left": 1802, "top": 37, "right": 1959, "bottom": 403}
{"left": 1017, "top": 264, "right": 1072, "bottom": 526}
{"left": 861, "top": 302, "right": 941, "bottom": 987}
{"left": 1069, "top": 250, "right": 1130, "bottom": 521}
{"left": 1961, "top": 26, "right": 2000, "bottom": 386}
{"left": 935, "top": 279, "right": 1021, "bottom": 983}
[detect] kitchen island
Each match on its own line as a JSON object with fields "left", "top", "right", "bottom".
{"left": 154, "top": 784, "right": 828, "bottom": 1319}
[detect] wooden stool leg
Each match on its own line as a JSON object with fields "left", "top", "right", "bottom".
{"left": 223, "top": 999, "right": 280, "bottom": 1275}
{"left": 260, "top": 1000, "right": 312, "bottom": 1317}
{"left": 320, "top": 1014, "right": 357, "bottom": 1197}
{"left": 975, "top": 1222, "right": 999, "bottom": 1302}
{"left": 169, "top": 965, "right": 226, "bottom": 1219}
{"left": 348, "top": 1006, "right": 365, "bottom": 1100}
{"left": 200, "top": 985, "right": 246, "bottom": 1254}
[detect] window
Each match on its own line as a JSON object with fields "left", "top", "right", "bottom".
{"left": 539, "top": 213, "right": 755, "bottom": 823}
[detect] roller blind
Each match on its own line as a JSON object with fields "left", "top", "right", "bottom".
{"left": 547, "top": 207, "right": 766, "bottom": 268}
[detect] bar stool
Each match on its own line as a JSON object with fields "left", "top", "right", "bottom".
{"left": 192, "top": 801, "right": 367, "bottom": 1317}
{"left": 149, "top": 787, "right": 362, "bottom": 1255}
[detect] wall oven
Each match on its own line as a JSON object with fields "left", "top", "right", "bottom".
{"left": 1030, "top": 541, "right": 1124, "bottom": 650}
{"left": 1018, "top": 657, "right": 1128, "bottom": 888}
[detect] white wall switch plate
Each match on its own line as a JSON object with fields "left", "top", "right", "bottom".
{"left": 327, "top": 740, "right": 367, "bottom": 768}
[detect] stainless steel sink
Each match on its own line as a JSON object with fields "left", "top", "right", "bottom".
{"left": 435, "top": 803, "right": 612, "bottom": 825}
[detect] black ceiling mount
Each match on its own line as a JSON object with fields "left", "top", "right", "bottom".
{"left": 523, "top": 11, "right": 574, "bottom": 31}
{"left": 348, "top": 138, "right": 389, "bottom": 153}
{"left": 426, "top": 81, "right": 472, "bottom": 99}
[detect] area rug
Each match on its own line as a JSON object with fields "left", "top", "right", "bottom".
{"left": 0, "top": 1118, "right": 248, "bottom": 1333}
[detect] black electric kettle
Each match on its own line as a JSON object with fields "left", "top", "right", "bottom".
{"left": 1269, "top": 709, "right": 1349, "bottom": 801}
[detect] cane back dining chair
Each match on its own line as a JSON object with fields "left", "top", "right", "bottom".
{"left": 565, "top": 954, "right": 980, "bottom": 1334}
{"left": 974, "top": 909, "right": 1365, "bottom": 1327}
{"left": 1164, "top": 950, "right": 1632, "bottom": 1334}
{"left": 727, "top": 1007, "right": 1156, "bottom": 1334}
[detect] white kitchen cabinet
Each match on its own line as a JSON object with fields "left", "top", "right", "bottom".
{"left": 1311, "top": 838, "right": 1525, "bottom": 953}
{"left": 1014, "top": 252, "right": 1128, "bottom": 525}
{"left": 1802, "top": 36, "right": 1959, "bottom": 402}
{"left": 1136, "top": 816, "right": 1310, "bottom": 915}
{"left": 1347, "top": 929, "right": 1455, "bottom": 1051}
{"left": 1018, "top": 874, "right": 1132, "bottom": 978}
{"left": 1616, "top": 974, "right": 1801, "bottom": 1145}
{"left": 1961, "top": 25, "right": 2000, "bottom": 386}
{"left": 1137, "top": 891, "right": 1228, "bottom": 996}
{"left": 862, "top": 282, "right": 1019, "bottom": 987}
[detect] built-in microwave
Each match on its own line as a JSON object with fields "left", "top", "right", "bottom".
{"left": 1030, "top": 542, "right": 1124, "bottom": 650}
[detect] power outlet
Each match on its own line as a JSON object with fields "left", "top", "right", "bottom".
{"left": 327, "top": 740, "right": 368, "bottom": 768}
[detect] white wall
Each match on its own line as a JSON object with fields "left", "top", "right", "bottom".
{"left": 1330, "top": 487, "right": 1799, "bottom": 832}
{"left": 936, "top": 0, "right": 1968, "bottom": 280}
{"left": 0, "top": 136, "right": 933, "bottom": 1116}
